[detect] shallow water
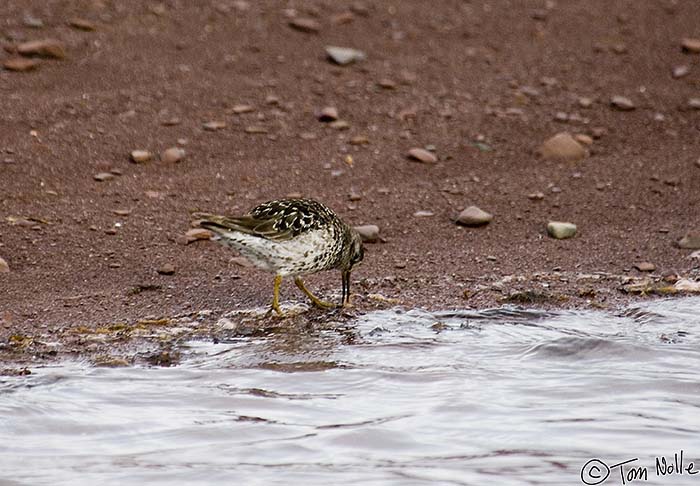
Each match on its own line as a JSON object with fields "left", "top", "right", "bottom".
{"left": 2, "top": 298, "right": 700, "bottom": 486}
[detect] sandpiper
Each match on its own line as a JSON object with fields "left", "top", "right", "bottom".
{"left": 195, "top": 198, "right": 364, "bottom": 315}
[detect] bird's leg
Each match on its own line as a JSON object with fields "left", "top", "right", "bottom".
{"left": 341, "top": 270, "right": 353, "bottom": 307}
{"left": 294, "top": 277, "right": 335, "bottom": 309}
{"left": 271, "top": 274, "right": 283, "bottom": 316}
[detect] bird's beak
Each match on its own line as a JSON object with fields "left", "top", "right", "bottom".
{"left": 341, "top": 270, "right": 351, "bottom": 306}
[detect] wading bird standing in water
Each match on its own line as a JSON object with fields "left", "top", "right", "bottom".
{"left": 195, "top": 198, "right": 364, "bottom": 316}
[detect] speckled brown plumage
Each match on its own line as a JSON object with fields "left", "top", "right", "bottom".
{"left": 195, "top": 198, "right": 364, "bottom": 315}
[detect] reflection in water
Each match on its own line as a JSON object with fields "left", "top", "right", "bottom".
{"left": 1, "top": 297, "right": 700, "bottom": 485}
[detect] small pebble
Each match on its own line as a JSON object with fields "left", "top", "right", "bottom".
{"left": 528, "top": 191, "right": 545, "bottom": 200}
{"left": 0, "top": 256, "right": 9, "bottom": 273}
{"left": 318, "top": 107, "right": 338, "bottom": 122}
{"left": 160, "top": 147, "right": 185, "bottom": 163}
{"left": 289, "top": 18, "right": 321, "bottom": 33}
{"left": 203, "top": 121, "right": 227, "bottom": 131}
{"left": 325, "top": 46, "right": 366, "bottom": 65}
{"left": 112, "top": 209, "right": 131, "bottom": 216}
{"left": 672, "top": 65, "right": 690, "bottom": 78}
{"left": 68, "top": 18, "right": 96, "bottom": 31}
{"left": 3, "top": 57, "right": 40, "bottom": 72}
{"left": 231, "top": 104, "right": 254, "bottom": 114}
{"left": 23, "top": 14, "right": 44, "bottom": 28}
{"left": 349, "top": 135, "right": 369, "bottom": 145}
{"left": 591, "top": 127, "right": 607, "bottom": 139}
{"left": 407, "top": 147, "right": 437, "bottom": 164}
{"left": 354, "top": 225, "right": 380, "bottom": 243}
{"left": 331, "top": 12, "right": 355, "bottom": 25}
{"left": 547, "top": 221, "right": 577, "bottom": 239}
{"left": 574, "top": 134, "right": 593, "bottom": 145}
{"left": 413, "top": 210, "right": 434, "bottom": 217}
{"left": 634, "top": 262, "right": 656, "bottom": 272}
{"left": 377, "top": 78, "right": 397, "bottom": 89}
{"left": 681, "top": 38, "right": 700, "bottom": 53}
{"left": 185, "top": 228, "right": 213, "bottom": 244}
{"left": 610, "top": 95, "right": 635, "bottom": 111}
{"left": 578, "top": 97, "right": 593, "bottom": 108}
{"left": 17, "top": 39, "right": 66, "bottom": 59}
{"left": 244, "top": 125, "right": 268, "bottom": 134}
{"left": 688, "top": 98, "right": 700, "bottom": 110}
{"left": 329, "top": 120, "right": 350, "bottom": 130}
{"left": 538, "top": 133, "right": 587, "bottom": 162}
{"left": 130, "top": 150, "right": 153, "bottom": 163}
{"left": 456, "top": 206, "right": 493, "bottom": 227}
{"left": 157, "top": 263, "right": 176, "bottom": 275}
{"left": 93, "top": 172, "right": 115, "bottom": 182}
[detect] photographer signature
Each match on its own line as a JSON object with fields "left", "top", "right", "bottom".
{"left": 581, "top": 451, "right": 698, "bottom": 485}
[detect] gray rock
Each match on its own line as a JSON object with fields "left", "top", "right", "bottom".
{"left": 610, "top": 95, "right": 635, "bottom": 111}
{"left": 678, "top": 232, "right": 700, "bottom": 249}
{"left": 456, "top": 206, "right": 493, "bottom": 226}
{"left": 326, "top": 46, "right": 366, "bottom": 65}
{"left": 354, "top": 225, "right": 380, "bottom": 243}
{"left": 547, "top": 221, "right": 577, "bottom": 239}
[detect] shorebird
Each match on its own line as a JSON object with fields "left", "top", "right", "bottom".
{"left": 195, "top": 198, "right": 364, "bottom": 315}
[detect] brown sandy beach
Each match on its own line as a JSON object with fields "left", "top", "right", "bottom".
{"left": 1, "top": 0, "right": 699, "bottom": 367}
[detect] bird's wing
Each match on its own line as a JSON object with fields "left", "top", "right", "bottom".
{"left": 196, "top": 214, "right": 295, "bottom": 241}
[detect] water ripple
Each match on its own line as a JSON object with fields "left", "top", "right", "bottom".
{"left": 1, "top": 297, "right": 699, "bottom": 485}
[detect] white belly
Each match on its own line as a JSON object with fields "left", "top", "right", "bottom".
{"left": 216, "top": 228, "right": 334, "bottom": 276}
